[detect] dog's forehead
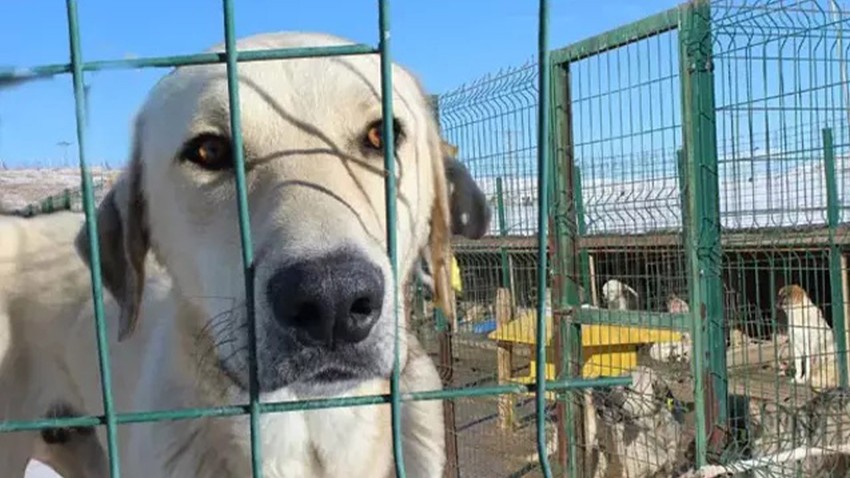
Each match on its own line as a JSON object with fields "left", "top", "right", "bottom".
{"left": 138, "top": 32, "right": 427, "bottom": 159}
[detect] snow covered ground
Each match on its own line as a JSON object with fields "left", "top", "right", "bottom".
{"left": 0, "top": 167, "right": 117, "bottom": 213}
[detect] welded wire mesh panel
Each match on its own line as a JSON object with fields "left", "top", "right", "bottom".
{"left": 711, "top": 0, "right": 850, "bottom": 475}
{"left": 556, "top": 23, "right": 696, "bottom": 476}
{"left": 424, "top": 60, "right": 557, "bottom": 477}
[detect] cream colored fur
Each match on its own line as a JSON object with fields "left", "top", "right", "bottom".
{"left": 0, "top": 211, "right": 108, "bottom": 478}
{"left": 1, "top": 31, "right": 457, "bottom": 478}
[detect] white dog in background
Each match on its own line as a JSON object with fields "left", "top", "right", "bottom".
{"left": 2, "top": 31, "right": 494, "bottom": 478}
{"left": 0, "top": 212, "right": 110, "bottom": 478}
{"left": 588, "top": 366, "right": 686, "bottom": 478}
{"left": 777, "top": 284, "right": 836, "bottom": 385}
{"left": 601, "top": 279, "right": 639, "bottom": 311}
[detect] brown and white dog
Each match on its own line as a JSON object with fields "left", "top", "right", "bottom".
{"left": 1, "top": 31, "right": 491, "bottom": 478}
{"left": 776, "top": 284, "right": 836, "bottom": 385}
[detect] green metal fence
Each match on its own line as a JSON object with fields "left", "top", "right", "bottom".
{"left": 0, "top": 1, "right": 633, "bottom": 478}
{"left": 7, "top": 176, "right": 113, "bottom": 217}
{"left": 5, "top": 0, "right": 850, "bottom": 476}
{"left": 424, "top": 0, "right": 850, "bottom": 476}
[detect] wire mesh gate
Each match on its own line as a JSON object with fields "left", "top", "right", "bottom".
{"left": 431, "top": 0, "right": 850, "bottom": 477}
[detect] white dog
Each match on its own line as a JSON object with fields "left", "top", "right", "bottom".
{"left": 0, "top": 211, "right": 110, "bottom": 478}
{"left": 588, "top": 366, "right": 687, "bottom": 477}
{"left": 601, "top": 279, "right": 639, "bottom": 311}
{"left": 2, "top": 31, "right": 492, "bottom": 478}
{"left": 777, "top": 284, "right": 836, "bottom": 385}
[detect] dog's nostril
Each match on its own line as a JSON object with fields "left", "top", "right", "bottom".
{"left": 350, "top": 297, "right": 374, "bottom": 319}
{"left": 338, "top": 294, "right": 382, "bottom": 344}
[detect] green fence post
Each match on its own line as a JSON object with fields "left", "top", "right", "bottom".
{"left": 376, "top": 1, "right": 408, "bottom": 476}
{"left": 574, "top": 167, "right": 592, "bottom": 305}
{"left": 535, "top": 0, "right": 553, "bottom": 476}
{"left": 63, "top": 188, "right": 72, "bottom": 210}
{"left": 220, "top": 1, "right": 263, "bottom": 476}
{"left": 496, "top": 177, "right": 513, "bottom": 294}
{"left": 679, "top": 0, "right": 728, "bottom": 466}
{"left": 551, "top": 59, "right": 583, "bottom": 477}
{"left": 822, "top": 127, "right": 849, "bottom": 388}
{"left": 65, "top": 1, "right": 122, "bottom": 475}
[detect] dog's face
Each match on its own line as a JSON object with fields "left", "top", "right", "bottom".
{"left": 776, "top": 284, "right": 807, "bottom": 311}
{"left": 591, "top": 366, "right": 670, "bottom": 422}
{"left": 75, "top": 32, "right": 490, "bottom": 397}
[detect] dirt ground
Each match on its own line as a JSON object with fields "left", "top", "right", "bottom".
{"left": 419, "top": 327, "right": 807, "bottom": 478}
{"left": 422, "top": 333, "right": 555, "bottom": 478}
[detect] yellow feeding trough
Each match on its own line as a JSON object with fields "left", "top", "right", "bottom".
{"left": 487, "top": 308, "right": 684, "bottom": 392}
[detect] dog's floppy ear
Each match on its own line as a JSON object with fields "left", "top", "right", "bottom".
{"left": 428, "top": 137, "right": 456, "bottom": 324}
{"left": 75, "top": 121, "right": 149, "bottom": 342}
{"left": 442, "top": 141, "right": 492, "bottom": 239}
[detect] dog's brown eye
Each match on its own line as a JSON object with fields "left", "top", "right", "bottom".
{"left": 366, "top": 124, "right": 382, "bottom": 149}
{"left": 182, "top": 134, "right": 232, "bottom": 170}
{"left": 363, "top": 119, "right": 403, "bottom": 152}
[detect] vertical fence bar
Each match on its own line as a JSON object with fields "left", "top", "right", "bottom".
{"left": 220, "top": 1, "right": 263, "bottom": 476}
{"left": 574, "top": 167, "right": 592, "bottom": 303}
{"left": 64, "top": 1, "right": 122, "bottom": 475}
{"left": 679, "top": 0, "right": 728, "bottom": 466}
{"left": 535, "top": 0, "right": 553, "bottom": 475}
{"left": 822, "top": 127, "right": 849, "bottom": 388}
{"left": 63, "top": 188, "right": 72, "bottom": 210}
{"left": 496, "top": 177, "right": 513, "bottom": 293}
{"left": 551, "top": 58, "right": 583, "bottom": 477}
{"left": 377, "top": 1, "right": 406, "bottom": 476}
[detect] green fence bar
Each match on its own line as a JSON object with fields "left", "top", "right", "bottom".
{"left": 0, "top": 375, "right": 632, "bottom": 434}
{"left": 220, "top": 1, "right": 264, "bottom": 476}
{"left": 375, "top": 0, "right": 406, "bottom": 476}
{"left": 0, "top": 45, "right": 377, "bottom": 80}
{"left": 573, "top": 167, "right": 592, "bottom": 305}
{"left": 551, "top": 6, "right": 679, "bottom": 64}
{"left": 572, "top": 309, "right": 691, "bottom": 331}
{"left": 535, "top": 0, "right": 553, "bottom": 475}
{"left": 823, "top": 127, "right": 849, "bottom": 389}
{"left": 64, "top": 1, "right": 122, "bottom": 476}
{"left": 679, "top": 0, "right": 728, "bottom": 466}
{"left": 550, "top": 56, "right": 583, "bottom": 476}
{"left": 495, "top": 177, "right": 513, "bottom": 293}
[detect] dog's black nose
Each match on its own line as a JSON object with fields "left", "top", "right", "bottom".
{"left": 266, "top": 250, "right": 384, "bottom": 346}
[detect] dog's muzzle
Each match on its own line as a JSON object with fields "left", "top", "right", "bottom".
{"left": 266, "top": 249, "right": 384, "bottom": 348}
